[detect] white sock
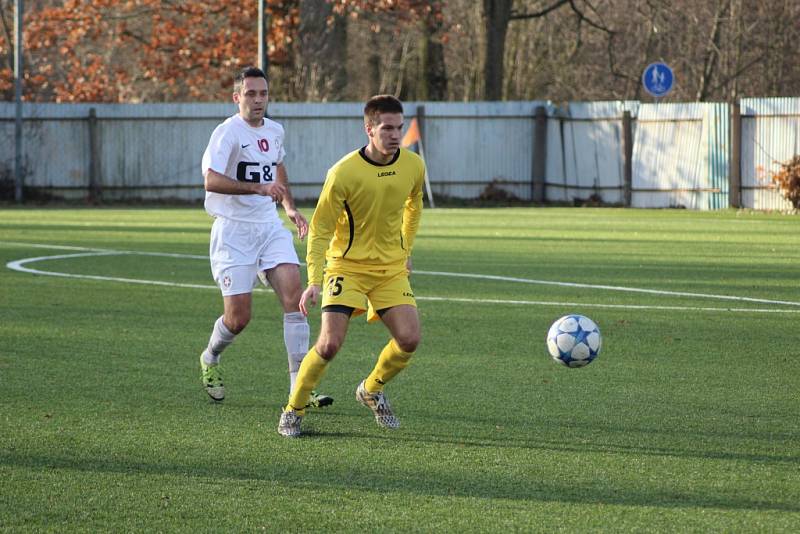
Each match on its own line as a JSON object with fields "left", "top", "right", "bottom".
{"left": 283, "top": 312, "right": 309, "bottom": 391}
{"left": 205, "top": 316, "right": 235, "bottom": 365}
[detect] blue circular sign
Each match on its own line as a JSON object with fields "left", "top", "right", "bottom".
{"left": 642, "top": 62, "right": 674, "bottom": 98}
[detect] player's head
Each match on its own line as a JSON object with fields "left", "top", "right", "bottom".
{"left": 364, "top": 95, "right": 404, "bottom": 126}
{"left": 233, "top": 66, "right": 269, "bottom": 127}
{"left": 364, "top": 95, "right": 404, "bottom": 157}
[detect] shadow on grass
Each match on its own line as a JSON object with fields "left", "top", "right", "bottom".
{"left": 391, "top": 429, "right": 800, "bottom": 466}
{"left": 2, "top": 436, "right": 798, "bottom": 514}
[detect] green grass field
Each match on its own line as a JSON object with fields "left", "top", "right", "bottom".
{"left": 2, "top": 207, "right": 799, "bottom": 532}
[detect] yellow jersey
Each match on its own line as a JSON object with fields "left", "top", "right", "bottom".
{"left": 306, "top": 147, "right": 425, "bottom": 285}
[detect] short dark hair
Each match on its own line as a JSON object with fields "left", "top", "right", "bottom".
{"left": 364, "top": 94, "right": 404, "bottom": 125}
{"left": 234, "top": 66, "right": 267, "bottom": 93}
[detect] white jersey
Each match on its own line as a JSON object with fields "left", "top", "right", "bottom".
{"left": 202, "top": 114, "right": 287, "bottom": 223}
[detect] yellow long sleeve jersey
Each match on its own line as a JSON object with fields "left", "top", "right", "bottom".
{"left": 306, "top": 147, "right": 425, "bottom": 285}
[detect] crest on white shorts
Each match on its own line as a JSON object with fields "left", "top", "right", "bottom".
{"left": 222, "top": 274, "right": 232, "bottom": 289}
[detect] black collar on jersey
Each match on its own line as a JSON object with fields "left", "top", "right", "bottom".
{"left": 359, "top": 146, "right": 400, "bottom": 166}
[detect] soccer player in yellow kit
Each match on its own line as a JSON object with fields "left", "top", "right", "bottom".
{"left": 278, "top": 95, "right": 425, "bottom": 437}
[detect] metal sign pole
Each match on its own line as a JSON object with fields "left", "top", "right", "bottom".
{"left": 258, "top": 0, "right": 268, "bottom": 73}
{"left": 14, "top": 0, "right": 24, "bottom": 203}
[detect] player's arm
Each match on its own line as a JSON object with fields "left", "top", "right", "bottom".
{"left": 401, "top": 164, "right": 425, "bottom": 271}
{"left": 204, "top": 168, "right": 286, "bottom": 201}
{"left": 299, "top": 169, "right": 342, "bottom": 315}
{"left": 202, "top": 125, "right": 285, "bottom": 200}
{"left": 275, "top": 163, "right": 308, "bottom": 240}
{"left": 306, "top": 168, "right": 342, "bottom": 287}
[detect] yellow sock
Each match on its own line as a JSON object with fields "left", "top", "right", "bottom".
{"left": 286, "top": 348, "right": 329, "bottom": 415}
{"left": 364, "top": 339, "right": 413, "bottom": 393}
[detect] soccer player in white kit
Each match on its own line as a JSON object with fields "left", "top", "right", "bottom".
{"left": 199, "top": 66, "right": 332, "bottom": 409}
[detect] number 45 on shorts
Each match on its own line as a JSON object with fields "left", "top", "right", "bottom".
{"left": 327, "top": 276, "right": 344, "bottom": 296}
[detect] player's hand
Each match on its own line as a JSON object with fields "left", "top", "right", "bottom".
{"left": 299, "top": 284, "right": 321, "bottom": 316}
{"left": 406, "top": 257, "right": 413, "bottom": 274}
{"left": 286, "top": 208, "right": 308, "bottom": 240}
{"left": 259, "top": 182, "right": 286, "bottom": 202}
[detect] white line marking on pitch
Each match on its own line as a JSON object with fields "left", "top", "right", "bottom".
{"left": 415, "top": 270, "right": 800, "bottom": 307}
{"left": 6, "top": 252, "right": 216, "bottom": 290}
{"left": 4, "top": 241, "right": 800, "bottom": 313}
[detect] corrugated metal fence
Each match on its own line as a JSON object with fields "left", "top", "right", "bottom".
{"left": 739, "top": 98, "right": 800, "bottom": 211}
{"left": 1, "top": 98, "right": 798, "bottom": 209}
{"left": 632, "top": 102, "right": 730, "bottom": 209}
{"left": 549, "top": 101, "right": 638, "bottom": 205}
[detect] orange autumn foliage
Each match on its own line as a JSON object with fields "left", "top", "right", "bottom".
{"left": 1, "top": 0, "right": 299, "bottom": 102}
{"left": 0, "top": 0, "right": 444, "bottom": 103}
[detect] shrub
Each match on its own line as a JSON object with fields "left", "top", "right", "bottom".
{"left": 771, "top": 155, "right": 800, "bottom": 209}
{"left": 478, "top": 179, "right": 521, "bottom": 203}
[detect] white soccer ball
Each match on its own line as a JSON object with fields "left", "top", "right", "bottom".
{"left": 546, "top": 314, "right": 602, "bottom": 368}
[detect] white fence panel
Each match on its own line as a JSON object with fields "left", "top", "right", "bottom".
{"left": 552, "top": 101, "right": 638, "bottom": 204}
{"left": 632, "top": 103, "right": 722, "bottom": 209}
{"left": 740, "top": 98, "right": 800, "bottom": 211}
{"left": 414, "top": 101, "right": 551, "bottom": 201}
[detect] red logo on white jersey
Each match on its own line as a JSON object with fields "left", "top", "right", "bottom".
{"left": 258, "top": 139, "right": 269, "bottom": 152}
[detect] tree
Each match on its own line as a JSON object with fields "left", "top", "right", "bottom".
{"left": 419, "top": 1, "right": 448, "bottom": 100}
{"left": 292, "top": 0, "right": 347, "bottom": 101}
{"left": 0, "top": 0, "right": 14, "bottom": 96}
{"left": 476, "top": 0, "right": 800, "bottom": 102}
{"left": 2, "top": 0, "right": 799, "bottom": 103}
{"left": 332, "top": 0, "right": 449, "bottom": 100}
{"left": 0, "top": 0, "right": 452, "bottom": 103}
{"left": 482, "top": 0, "right": 513, "bottom": 100}
{"left": 1, "top": 0, "right": 301, "bottom": 102}
{"left": 481, "top": 0, "right": 611, "bottom": 100}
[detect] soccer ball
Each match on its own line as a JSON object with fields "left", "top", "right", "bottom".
{"left": 546, "top": 314, "right": 602, "bottom": 368}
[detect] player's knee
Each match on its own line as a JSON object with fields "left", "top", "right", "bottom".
{"left": 225, "top": 312, "right": 251, "bottom": 334}
{"left": 315, "top": 339, "right": 341, "bottom": 361}
{"left": 395, "top": 332, "right": 420, "bottom": 353}
{"left": 281, "top": 292, "right": 302, "bottom": 312}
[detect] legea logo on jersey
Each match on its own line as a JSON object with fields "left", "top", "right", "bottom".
{"left": 378, "top": 171, "right": 396, "bottom": 177}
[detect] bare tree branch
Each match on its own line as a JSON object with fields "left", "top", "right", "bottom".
{"left": 510, "top": 0, "right": 569, "bottom": 20}
{"left": 567, "top": 0, "right": 614, "bottom": 35}
{"left": 696, "top": 0, "right": 730, "bottom": 101}
{"left": 706, "top": 52, "right": 767, "bottom": 96}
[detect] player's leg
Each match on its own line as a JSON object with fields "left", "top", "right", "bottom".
{"left": 355, "top": 304, "right": 419, "bottom": 429}
{"left": 356, "top": 270, "right": 419, "bottom": 428}
{"left": 364, "top": 269, "right": 420, "bottom": 392}
{"left": 202, "top": 218, "right": 259, "bottom": 401}
{"left": 201, "top": 279, "right": 255, "bottom": 401}
{"left": 208, "top": 292, "right": 253, "bottom": 361}
{"left": 365, "top": 304, "right": 420, "bottom": 392}
{"left": 278, "top": 268, "right": 366, "bottom": 437}
{"left": 286, "top": 309, "right": 350, "bottom": 411}
{"left": 264, "top": 262, "right": 333, "bottom": 408}
{"left": 263, "top": 262, "right": 307, "bottom": 390}
{"left": 278, "top": 309, "right": 351, "bottom": 437}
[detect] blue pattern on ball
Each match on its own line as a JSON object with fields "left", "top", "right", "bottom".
{"left": 546, "top": 314, "right": 602, "bottom": 368}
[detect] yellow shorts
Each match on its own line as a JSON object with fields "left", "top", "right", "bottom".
{"left": 321, "top": 266, "right": 416, "bottom": 322}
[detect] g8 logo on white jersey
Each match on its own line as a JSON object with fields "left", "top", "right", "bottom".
{"left": 236, "top": 161, "right": 275, "bottom": 183}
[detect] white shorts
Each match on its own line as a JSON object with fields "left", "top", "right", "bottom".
{"left": 209, "top": 217, "right": 300, "bottom": 296}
